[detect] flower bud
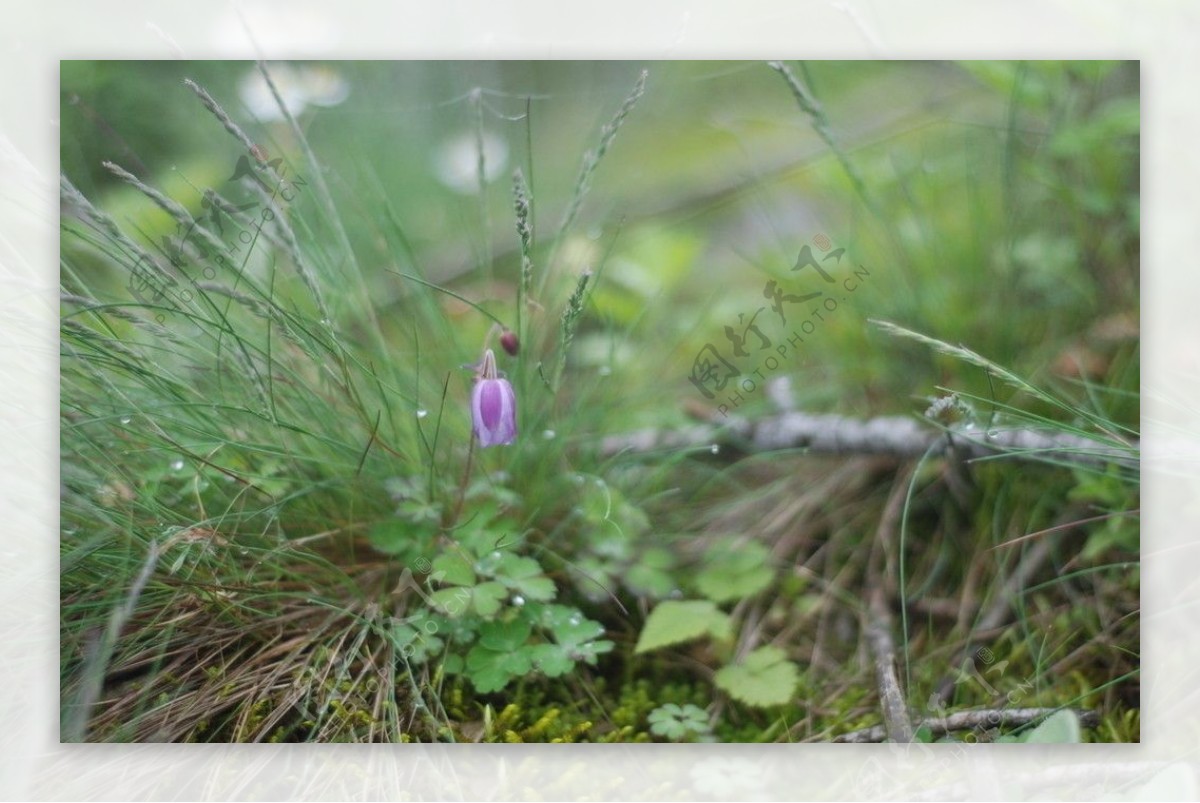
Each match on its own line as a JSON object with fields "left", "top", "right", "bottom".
{"left": 471, "top": 349, "right": 517, "bottom": 447}
{"left": 500, "top": 329, "right": 519, "bottom": 356}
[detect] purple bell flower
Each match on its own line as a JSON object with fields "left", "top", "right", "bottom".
{"left": 471, "top": 349, "right": 517, "bottom": 447}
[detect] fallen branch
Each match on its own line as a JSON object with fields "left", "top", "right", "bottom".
{"left": 834, "top": 706, "right": 1100, "bottom": 743}
{"left": 599, "top": 411, "right": 1137, "bottom": 469}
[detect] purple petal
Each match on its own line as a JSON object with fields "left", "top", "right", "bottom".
{"left": 472, "top": 377, "right": 517, "bottom": 447}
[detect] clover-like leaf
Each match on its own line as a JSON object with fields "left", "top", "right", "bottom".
{"left": 571, "top": 554, "right": 621, "bottom": 603}
{"left": 441, "top": 653, "right": 464, "bottom": 675}
{"left": 367, "top": 516, "right": 437, "bottom": 556}
{"left": 465, "top": 642, "right": 534, "bottom": 693}
{"left": 634, "top": 600, "right": 733, "bottom": 654}
{"left": 624, "top": 546, "right": 678, "bottom": 598}
{"left": 463, "top": 619, "right": 537, "bottom": 692}
{"left": 391, "top": 619, "right": 445, "bottom": 664}
{"left": 427, "top": 550, "right": 510, "bottom": 618}
{"left": 694, "top": 538, "right": 774, "bottom": 603}
{"left": 478, "top": 618, "right": 532, "bottom": 652}
{"left": 447, "top": 503, "right": 508, "bottom": 558}
{"left": 430, "top": 552, "right": 476, "bottom": 586}
{"left": 524, "top": 605, "right": 615, "bottom": 670}
{"left": 430, "top": 580, "right": 506, "bottom": 618}
{"left": 528, "top": 643, "right": 575, "bottom": 677}
{"left": 494, "top": 554, "right": 556, "bottom": 601}
{"left": 571, "top": 638, "right": 614, "bottom": 664}
{"left": 713, "top": 645, "right": 800, "bottom": 708}
{"left": 579, "top": 480, "right": 650, "bottom": 544}
{"left": 648, "top": 703, "right": 711, "bottom": 741}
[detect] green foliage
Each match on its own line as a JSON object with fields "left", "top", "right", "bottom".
{"left": 694, "top": 537, "right": 775, "bottom": 603}
{"left": 430, "top": 563, "right": 507, "bottom": 619}
{"left": 465, "top": 619, "right": 535, "bottom": 692}
{"left": 647, "top": 703, "right": 712, "bottom": 741}
{"left": 394, "top": 532, "right": 612, "bottom": 692}
{"left": 623, "top": 547, "right": 678, "bottom": 598}
{"left": 570, "top": 478, "right": 680, "bottom": 602}
{"left": 1068, "top": 465, "right": 1139, "bottom": 561}
{"left": 713, "top": 646, "right": 801, "bottom": 709}
{"left": 634, "top": 600, "right": 733, "bottom": 654}
{"left": 391, "top": 614, "right": 446, "bottom": 663}
{"left": 494, "top": 554, "right": 558, "bottom": 602}
{"left": 456, "top": 602, "right": 619, "bottom": 690}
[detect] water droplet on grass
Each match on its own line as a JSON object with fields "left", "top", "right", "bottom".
{"left": 171, "top": 459, "right": 184, "bottom": 471}
{"left": 416, "top": 409, "right": 428, "bottom": 419}
{"left": 512, "top": 595, "right": 525, "bottom": 606}
{"left": 120, "top": 416, "right": 132, "bottom": 424}
{"left": 542, "top": 429, "right": 556, "bottom": 439}
{"left": 710, "top": 444, "right": 720, "bottom": 455}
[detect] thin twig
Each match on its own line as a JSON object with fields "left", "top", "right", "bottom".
{"left": 834, "top": 706, "right": 1100, "bottom": 743}
{"left": 866, "top": 589, "right": 914, "bottom": 743}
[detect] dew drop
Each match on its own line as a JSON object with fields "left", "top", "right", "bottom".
{"left": 490, "top": 551, "right": 502, "bottom": 560}
{"left": 542, "top": 429, "right": 556, "bottom": 440}
{"left": 416, "top": 409, "right": 428, "bottom": 419}
{"left": 512, "top": 595, "right": 525, "bottom": 607}
{"left": 120, "top": 416, "right": 132, "bottom": 424}
{"left": 986, "top": 429, "right": 999, "bottom": 440}
{"left": 668, "top": 588, "right": 684, "bottom": 599}
{"left": 568, "top": 614, "right": 582, "bottom": 626}
{"left": 710, "top": 444, "right": 720, "bottom": 455}
{"left": 170, "top": 459, "right": 185, "bottom": 471}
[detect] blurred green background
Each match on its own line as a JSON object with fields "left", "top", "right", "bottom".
{"left": 61, "top": 60, "right": 1139, "bottom": 427}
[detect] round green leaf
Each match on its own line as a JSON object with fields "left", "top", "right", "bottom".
{"left": 634, "top": 600, "right": 733, "bottom": 654}
{"left": 713, "top": 645, "right": 800, "bottom": 708}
